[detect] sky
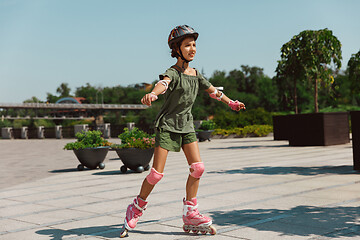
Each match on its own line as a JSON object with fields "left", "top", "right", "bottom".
{"left": 0, "top": 0, "right": 360, "bottom": 103}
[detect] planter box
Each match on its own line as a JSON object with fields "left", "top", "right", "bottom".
{"left": 273, "top": 115, "right": 293, "bottom": 140}
{"left": 197, "top": 130, "right": 214, "bottom": 142}
{"left": 350, "top": 111, "right": 360, "bottom": 170}
{"left": 115, "top": 148, "right": 154, "bottom": 173}
{"left": 73, "top": 147, "right": 109, "bottom": 170}
{"left": 288, "top": 112, "right": 349, "bottom": 146}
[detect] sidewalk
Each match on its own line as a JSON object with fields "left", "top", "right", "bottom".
{"left": 0, "top": 137, "right": 359, "bottom": 239}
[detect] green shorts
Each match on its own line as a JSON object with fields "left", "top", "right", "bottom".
{"left": 155, "top": 129, "right": 197, "bottom": 152}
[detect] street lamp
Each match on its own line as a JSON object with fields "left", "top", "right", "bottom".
{"left": 96, "top": 89, "right": 104, "bottom": 105}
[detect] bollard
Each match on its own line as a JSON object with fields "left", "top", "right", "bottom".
{"left": 55, "top": 125, "right": 63, "bottom": 139}
{"left": 127, "top": 122, "right": 135, "bottom": 131}
{"left": 1, "top": 127, "right": 13, "bottom": 139}
{"left": 97, "top": 123, "right": 111, "bottom": 139}
{"left": 37, "top": 126, "right": 45, "bottom": 139}
{"left": 74, "top": 124, "right": 89, "bottom": 135}
{"left": 21, "top": 127, "right": 28, "bottom": 139}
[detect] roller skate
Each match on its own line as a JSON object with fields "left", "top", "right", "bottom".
{"left": 182, "top": 197, "right": 216, "bottom": 235}
{"left": 120, "top": 196, "right": 147, "bottom": 238}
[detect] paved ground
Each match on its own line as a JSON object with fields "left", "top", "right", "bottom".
{"left": 1, "top": 136, "right": 360, "bottom": 240}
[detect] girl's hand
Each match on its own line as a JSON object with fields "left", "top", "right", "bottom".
{"left": 228, "top": 100, "right": 246, "bottom": 111}
{"left": 141, "top": 92, "right": 158, "bottom": 106}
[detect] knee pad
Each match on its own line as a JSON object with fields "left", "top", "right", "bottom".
{"left": 146, "top": 168, "right": 164, "bottom": 185}
{"left": 189, "top": 162, "right": 205, "bottom": 178}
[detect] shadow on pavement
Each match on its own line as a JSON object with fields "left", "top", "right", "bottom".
{"left": 92, "top": 170, "right": 121, "bottom": 175}
{"left": 210, "top": 205, "right": 360, "bottom": 238}
{"left": 208, "top": 165, "right": 358, "bottom": 176}
{"left": 36, "top": 224, "right": 122, "bottom": 240}
{"left": 92, "top": 169, "right": 144, "bottom": 175}
{"left": 36, "top": 223, "right": 187, "bottom": 239}
{"left": 209, "top": 144, "right": 289, "bottom": 150}
{"left": 49, "top": 168, "right": 82, "bottom": 173}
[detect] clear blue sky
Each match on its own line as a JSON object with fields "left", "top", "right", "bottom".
{"left": 1, "top": 0, "right": 359, "bottom": 103}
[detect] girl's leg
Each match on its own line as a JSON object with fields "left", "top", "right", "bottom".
{"left": 182, "top": 141, "right": 202, "bottom": 201}
{"left": 121, "top": 146, "right": 169, "bottom": 237}
{"left": 181, "top": 141, "right": 216, "bottom": 235}
{"left": 139, "top": 146, "right": 169, "bottom": 200}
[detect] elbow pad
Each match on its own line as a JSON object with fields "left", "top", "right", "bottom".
{"left": 155, "top": 80, "right": 170, "bottom": 94}
{"left": 209, "top": 89, "right": 223, "bottom": 101}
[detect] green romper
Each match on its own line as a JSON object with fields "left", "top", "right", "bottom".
{"left": 154, "top": 67, "right": 212, "bottom": 152}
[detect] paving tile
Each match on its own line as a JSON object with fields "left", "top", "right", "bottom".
{"left": 0, "top": 203, "right": 55, "bottom": 218}
{"left": 0, "top": 218, "right": 37, "bottom": 233}
{"left": 50, "top": 215, "right": 121, "bottom": 235}
{"left": 13, "top": 208, "right": 95, "bottom": 225}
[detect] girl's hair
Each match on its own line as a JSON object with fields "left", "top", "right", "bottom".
{"left": 170, "top": 41, "right": 181, "bottom": 58}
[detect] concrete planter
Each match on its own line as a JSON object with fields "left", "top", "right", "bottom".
{"left": 115, "top": 148, "right": 154, "bottom": 173}
{"left": 273, "top": 115, "right": 293, "bottom": 140}
{"left": 288, "top": 112, "right": 349, "bottom": 146}
{"left": 350, "top": 111, "right": 360, "bottom": 170}
{"left": 73, "top": 147, "right": 109, "bottom": 170}
{"left": 197, "top": 130, "right": 214, "bottom": 142}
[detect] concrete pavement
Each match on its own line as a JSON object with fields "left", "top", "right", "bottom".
{"left": 1, "top": 136, "right": 360, "bottom": 239}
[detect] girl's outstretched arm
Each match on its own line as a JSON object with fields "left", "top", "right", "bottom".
{"left": 205, "top": 86, "right": 246, "bottom": 111}
{"left": 141, "top": 77, "right": 171, "bottom": 106}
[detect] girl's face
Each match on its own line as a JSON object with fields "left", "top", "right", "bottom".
{"left": 179, "top": 36, "right": 196, "bottom": 61}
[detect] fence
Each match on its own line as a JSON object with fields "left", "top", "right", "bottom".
{"left": 1, "top": 123, "right": 153, "bottom": 139}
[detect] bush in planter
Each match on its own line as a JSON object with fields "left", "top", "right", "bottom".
{"left": 64, "top": 130, "right": 111, "bottom": 170}
{"left": 64, "top": 130, "right": 111, "bottom": 150}
{"left": 112, "top": 127, "right": 155, "bottom": 150}
{"left": 197, "top": 120, "right": 216, "bottom": 142}
{"left": 198, "top": 120, "right": 216, "bottom": 131}
{"left": 112, "top": 127, "right": 155, "bottom": 173}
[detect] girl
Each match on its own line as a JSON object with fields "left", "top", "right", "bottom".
{"left": 120, "top": 25, "right": 245, "bottom": 238}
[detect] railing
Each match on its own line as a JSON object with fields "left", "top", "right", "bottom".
{"left": 0, "top": 103, "right": 148, "bottom": 110}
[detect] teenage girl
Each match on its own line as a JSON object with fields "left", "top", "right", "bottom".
{"left": 120, "top": 25, "right": 245, "bottom": 238}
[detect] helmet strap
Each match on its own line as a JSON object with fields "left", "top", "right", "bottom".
{"left": 179, "top": 49, "right": 191, "bottom": 63}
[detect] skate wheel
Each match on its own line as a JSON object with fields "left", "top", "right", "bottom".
{"left": 192, "top": 230, "right": 199, "bottom": 234}
{"left": 209, "top": 225, "right": 217, "bottom": 235}
{"left": 183, "top": 225, "right": 190, "bottom": 233}
{"left": 120, "top": 227, "right": 128, "bottom": 238}
{"left": 201, "top": 230, "right": 207, "bottom": 234}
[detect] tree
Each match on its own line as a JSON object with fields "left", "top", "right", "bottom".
{"left": 276, "top": 29, "right": 342, "bottom": 113}
{"left": 23, "top": 96, "right": 43, "bottom": 103}
{"left": 348, "top": 50, "right": 360, "bottom": 105}
{"left": 47, "top": 83, "right": 73, "bottom": 103}
{"left": 56, "top": 83, "right": 72, "bottom": 98}
{"left": 75, "top": 83, "right": 98, "bottom": 103}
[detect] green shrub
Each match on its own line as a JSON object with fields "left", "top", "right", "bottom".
{"left": 13, "top": 119, "right": 31, "bottom": 128}
{"left": 213, "top": 125, "right": 273, "bottom": 137}
{"left": 0, "top": 119, "right": 12, "bottom": 128}
{"left": 112, "top": 127, "right": 155, "bottom": 149}
{"left": 199, "top": 120, "right": 216, "bottom": 131}
{"left": 34, "top": 119, "right": 55, "bottom": 128}
{"left": 64, "top": 130, "right": 110, "bottom": 150}
{"left": 213, "top": 108, "right": 272, "bottom": 129}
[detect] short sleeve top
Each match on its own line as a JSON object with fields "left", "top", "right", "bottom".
{"left": 154, "top": 67, "right": 212, "bottom": 133}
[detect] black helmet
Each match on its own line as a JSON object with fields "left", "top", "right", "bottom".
{"left": 168, "top": 25, "right": 199, "bottom": 49}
